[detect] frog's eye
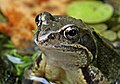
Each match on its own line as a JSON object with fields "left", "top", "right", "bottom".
{"left": 35, "top": 14, "right": 42, "bottom": 27}
{"left": 64, "top": 26, "right": 79, "bottom": 40}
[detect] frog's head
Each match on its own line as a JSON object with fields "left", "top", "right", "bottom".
{"left": 34, "top": 12, "right": 97, "bottom": 68}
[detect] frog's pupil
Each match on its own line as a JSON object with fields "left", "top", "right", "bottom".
{"left": 68, "top": 29, "right": 77, "bottom": 36}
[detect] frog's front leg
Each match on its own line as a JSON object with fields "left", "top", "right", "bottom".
{"left": 45, "top": 64, "right": 89, "bottom": 84}
{"left": 23, "top": 53, "right": 86, "bottom": 84}
{"left": 23, "top": 53, "right": 66, "bottom": 84}
{"left": 22, "top": 53, "right": 48, "bottom": 84}
{"left": 33, "top": 53, "right": 80, "bottom": 84}
{"left": 42, "top": 54, "right": 89, "bottom": 84}
{"left": 81, "top": 66, "right": 110, "bottom": 84}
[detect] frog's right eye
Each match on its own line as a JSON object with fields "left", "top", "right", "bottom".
{"left": 35, "top": 14, "right": 42, "bottom": 27}
{"left": 63, "top": 25, "right": 79, "bottom": 40}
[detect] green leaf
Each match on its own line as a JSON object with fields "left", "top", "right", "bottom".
{"left": 32, "top": 51, "right": 39, "bottom": 60}
{"left": 3, "top": 44, "right": 15, "bottom": 48}
{"left": 101, "top": 30, "right": 117, "bottom": 41}
{"left": 67, "top": 1, "right": 114, "bottom": 23}
{"left": 32, "top": 29, "right": 38, "bottom": 34}
{"left": 89, "top": 24, "right": 108, "bottom": 33}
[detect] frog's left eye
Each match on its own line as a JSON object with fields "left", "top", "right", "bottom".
{"left": 64, "top": 26, "right": 79, "bottom": 40}
{"left": 35, "top": 14, "right": 42, "bottom": 27}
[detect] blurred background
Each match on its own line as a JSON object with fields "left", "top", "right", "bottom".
{"left": 0, "top": 0, "right": 120, "bottom": 83}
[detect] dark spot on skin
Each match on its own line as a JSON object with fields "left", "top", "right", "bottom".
{"left": 36, "top": 30, "right": 40, "bottom": 42}
{"left": 36, "top": 53, "right": 42, "bottom": 67}
{"left": 100, "top": 76, "right": 103, "bottom": 81}
{"left": 94, "top": 80, "right": 99, "bottom": 84}
{"left": 81, "top": 67, "right": 94, "bottom": 84}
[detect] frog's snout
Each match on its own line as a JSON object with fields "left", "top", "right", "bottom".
{"left": 37, "top": 31, "right": 60, "bottom": 45}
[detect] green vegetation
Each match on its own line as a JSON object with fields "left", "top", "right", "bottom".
{"left": 101, "top": 30, "right": 117, "bottom": 41}
{"left": 32, "top": 29, "right": 38, "bottom": 34}
{"left": 67, "top": 1, "right": 113, "bottom": 23}
{"left": 89, "top": 24, "right": 108, "bottom": 33}
{"left": 0, "top": 33, "right": 39, "bottom": 83}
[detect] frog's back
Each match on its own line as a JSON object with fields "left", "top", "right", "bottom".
{"left": 93, "top": 31, "right": 120, "bottom": 84}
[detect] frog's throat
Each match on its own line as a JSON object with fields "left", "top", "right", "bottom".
{"left": 39, "top": 44, "right": 93, "bottom": 68}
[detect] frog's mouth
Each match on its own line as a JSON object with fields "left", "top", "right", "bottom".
{"left": 38, "top": 41, "right": 89, "bottom": 52}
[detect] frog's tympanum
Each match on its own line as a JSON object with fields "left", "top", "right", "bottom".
{"left": 23, "top": 12, "right": 120, "bottom": 84}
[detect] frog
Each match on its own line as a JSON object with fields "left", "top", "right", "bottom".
{"left": 22, "top": 12, "right": 120, "bottom": 84}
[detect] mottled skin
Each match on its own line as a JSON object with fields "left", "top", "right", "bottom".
{"left": 23, "top": 12, "right": 120, "bottom": 84}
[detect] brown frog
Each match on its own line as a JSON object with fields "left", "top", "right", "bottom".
{"left": 23, "top": 12, "right": 120, "bottom": 84}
